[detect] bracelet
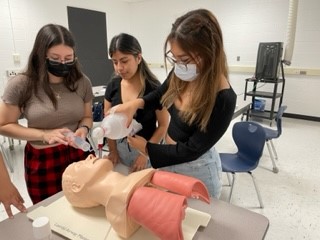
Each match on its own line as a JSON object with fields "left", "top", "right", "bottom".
{"left": 78, "top": 125, "right": 90, "bottom": 133}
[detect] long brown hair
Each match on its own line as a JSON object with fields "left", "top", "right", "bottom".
{"left": 162, "top": 9, "right": 229, "bottom": 131}
{"left": 20, "top": 24, "right": 83, "bottom": 109}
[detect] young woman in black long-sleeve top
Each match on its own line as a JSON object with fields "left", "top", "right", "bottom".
{"left": 109, "top": 9, "right": 237, "bottom": 198}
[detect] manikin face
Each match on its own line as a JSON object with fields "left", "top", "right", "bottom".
{"left": 71, "top": 155, "right": 114, "bottom": 184}
{"left": 62, "top": 155, "right": 114, "bottom": 207}
{"left": 111, "top": 50, "right": 141, "bottom": 80}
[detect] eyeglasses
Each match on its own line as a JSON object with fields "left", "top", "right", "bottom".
{"left": 46, "top": 58, "right": 76, "bottom": 66}
{"left": 165, "top": 51, "right": 191, "bottom": 71}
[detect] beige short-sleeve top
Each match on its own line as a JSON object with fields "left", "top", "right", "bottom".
{"left": 2, "top": 74, "right": 94, "bottom": 132}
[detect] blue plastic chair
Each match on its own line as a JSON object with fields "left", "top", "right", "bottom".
{"left": 263, "top": 105, "right": 287, "bottom": 173}
{"left": 220, "top": 121, "right": 266, "bottom": 208}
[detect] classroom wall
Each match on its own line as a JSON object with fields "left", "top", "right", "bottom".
{"left": 1, "top": 0, "right": 320, "bottom": 118}
{"left": 0, "top": 0, "right": 130, "bottom": 93}
{"left": 128, "top": 0, "right": 320, "bottom": 119}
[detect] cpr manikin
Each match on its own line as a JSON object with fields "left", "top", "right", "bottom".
{"left": 62, "top": 155, "right": 210, "bottom": 240}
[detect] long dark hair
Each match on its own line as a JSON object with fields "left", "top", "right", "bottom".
{"left": 20, "top": 24, "right": 83, "bottom": 109}
{"left": 109, "top": 33, "right": 159, "bottom": 96}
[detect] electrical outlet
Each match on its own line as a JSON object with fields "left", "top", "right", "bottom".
{"left": 6, "top": 69, "right": 20, "bottom": 77}
{"left": 13, "top": 53, "right": 21, "bottom": 63}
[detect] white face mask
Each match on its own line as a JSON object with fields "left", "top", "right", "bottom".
{"left": 174, "top": 63, "right": 198, "bottom": 82}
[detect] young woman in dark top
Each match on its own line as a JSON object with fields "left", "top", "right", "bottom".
{"left": 109, "top": 9, "right": 237, "bottom": 198}
{"left": 104, "top": 33, "right": 169, "bottom": 173}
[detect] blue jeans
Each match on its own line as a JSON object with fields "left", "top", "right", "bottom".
{"left": 116, "top": 138, "right": 151, "bottom": 168}
{"left": 160, "top": 147, "right": 222, "bottom": 198}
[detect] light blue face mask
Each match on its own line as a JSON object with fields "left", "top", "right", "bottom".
{"left": 174, "top": 63, "right": 198, "bottom": 81}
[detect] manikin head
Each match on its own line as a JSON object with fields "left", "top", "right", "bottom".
{"left": 62, "top": 154, "right": 115, "bottom": 207}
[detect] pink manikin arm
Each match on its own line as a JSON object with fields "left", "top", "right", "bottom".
{"left": 127, "top": 186, "right": 187, "bottom": 240}
{"left": 151, "top": 171, "right": 210, "bottom": 204}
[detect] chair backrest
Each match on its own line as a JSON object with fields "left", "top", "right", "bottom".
{"left": 232, "top": 121, "right": 266, "bottom": 164}
{"left": 275, "top": 105, "right": 287, "bottom": 137}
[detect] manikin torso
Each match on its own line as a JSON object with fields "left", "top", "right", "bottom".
{"left": 62, "top": 155, "right": 210, "bottom": 239}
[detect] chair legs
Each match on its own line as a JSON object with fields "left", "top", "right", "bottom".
{"left": 226, "top": 172, "right": 264, "bottom": 208}
{"left": 249, "top": 172, "right": 264, "bottom": 208}
{"left": 228, "top": 173, "right": 236, "bottom": 203}
{"left": 269, "top": 140, "right": 278, "bottom": 160}
{"left": 226, "top": 172, "right": 232, "bottom": 186}
{"left": 266, "top": 140, "right": 279, "bottom": 173}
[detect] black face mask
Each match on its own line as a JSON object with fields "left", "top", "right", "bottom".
{"left": 46, "top": 59, "right": 75, "bottom": 77}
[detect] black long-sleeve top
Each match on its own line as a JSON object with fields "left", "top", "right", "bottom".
{"left": 143, "top": 77, "right": 237, "bottom": 168}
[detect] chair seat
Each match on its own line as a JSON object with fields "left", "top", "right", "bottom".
{"left": 264, "top": 128, "right": 278, "bottom": 140}
{"left": 220, "top": 121, "right": 266, "bottom": 208}
{"left": 220, "top": 153, "right": 258, "bottom": 173}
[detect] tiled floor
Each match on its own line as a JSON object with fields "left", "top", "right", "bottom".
{"left": 0, "top": 117, "right": 320, "bottom": 239}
